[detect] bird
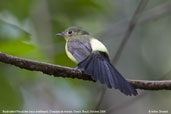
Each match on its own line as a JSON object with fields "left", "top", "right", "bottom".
{"left": 56, "top": 26, "right": 137, "bottom": 96}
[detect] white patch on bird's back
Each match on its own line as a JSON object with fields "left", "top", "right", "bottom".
{"left": 90, "top": 38, "right": 109, "bottom": 55}
{"left": 65, "top": 41, "right": 78, "bottom": 63}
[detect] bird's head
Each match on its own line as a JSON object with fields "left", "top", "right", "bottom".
{"left": 56, "top": 26, "right": 89, "bottom": 40}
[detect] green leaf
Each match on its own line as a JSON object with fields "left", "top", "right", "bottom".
{"left": 0, "top": 19, "right": 31, "bottom": 41}
{"left": 0, "top": 40, "right": 34, "bottom": 55}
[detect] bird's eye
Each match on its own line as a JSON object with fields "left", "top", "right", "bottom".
{"left": 68, "top": 31, "right": 72, "bottom": 34}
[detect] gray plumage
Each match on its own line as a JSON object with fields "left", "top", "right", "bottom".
{"left": 56, "top": 26, "right": 138, "bottom": 96}
{"left": 78, "top": 51, "right": 137, "bottom": 96}
{"left": 67, "top": 36, "right": 92, "bottom": 63}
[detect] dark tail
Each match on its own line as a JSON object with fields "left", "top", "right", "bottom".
{"left": 78, "top": 51, "right": 137, "bottom": 96}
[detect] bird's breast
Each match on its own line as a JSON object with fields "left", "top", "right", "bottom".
{"left": 65, "top": 41, "right": 78, "bottom": 63}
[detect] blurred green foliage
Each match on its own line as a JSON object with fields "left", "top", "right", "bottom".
{"left": 0, "top": 40, "right": 34, "bottom": 55}
{"left": 0, "top": 74, "right": 21, "bottom": 110}
{"left": 0, "top": 0, "right": 33, "bottom": 20}
{"left": 0, "top": 0, "right": 109, "bottom": 111}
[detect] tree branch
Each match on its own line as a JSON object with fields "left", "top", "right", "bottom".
{"left": 107, "top": 70, "right": 171, "bottom": 113}
{"left": 0, "top": 52, "right": 93, "bottom": 81}
{"left": 0, "top": 52, "right": 171, "bottom": 90}
{"left": 95, "top": 0, "right": 149, "bottom": 109}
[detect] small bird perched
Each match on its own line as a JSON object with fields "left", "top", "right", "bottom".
{"left": 56, "top": 26, "right": 137, "bottom": 96}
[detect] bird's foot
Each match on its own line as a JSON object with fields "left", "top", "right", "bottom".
{"left": 74, "top": 66, "right": 83, "bottom": 73}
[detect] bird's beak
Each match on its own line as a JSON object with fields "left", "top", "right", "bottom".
{"left": 56, "top": 32, "right": 64, "bottom": 37}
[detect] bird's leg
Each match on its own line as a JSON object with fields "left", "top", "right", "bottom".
{"left": 74, "top": 66, "right": 84, "bottom": 73}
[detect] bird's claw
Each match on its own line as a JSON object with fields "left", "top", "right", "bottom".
{"left": 74, "top": 67, "right": 83, "bottom": 73}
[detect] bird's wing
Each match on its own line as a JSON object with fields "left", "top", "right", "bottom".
{"left": 67, "top": 37, "right": 92, "bottom": 63}
{"left": 78, "top": 51, "right": 137, "bottom": 96}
